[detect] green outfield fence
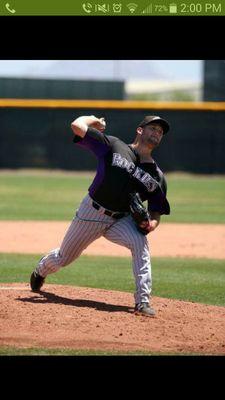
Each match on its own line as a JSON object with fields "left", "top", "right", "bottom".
{"left": 1, "top": 99, "right": 225, "bottom": 173}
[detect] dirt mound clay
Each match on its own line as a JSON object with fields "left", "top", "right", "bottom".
{"left": 1, "top": 221, "right": 225, "bottom": 259}
{"left": 0, "top": 283, "right": 225, "bottom": 354}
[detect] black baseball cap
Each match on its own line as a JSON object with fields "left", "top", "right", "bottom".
{"left": 139, "top": 115, "right": 170, "bottom": 134}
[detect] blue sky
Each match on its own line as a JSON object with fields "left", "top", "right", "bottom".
{"left": 0, "top": 60, "right": 203, "bottom": 82}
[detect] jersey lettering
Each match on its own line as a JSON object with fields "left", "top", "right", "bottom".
{"left": 112, "top": 153, "right": 135, "bottom": 173}
{"left": 112, "top": 153, "right": 158, "bottom": 192}
{"left": 141, "top": 173, "right": 158, "bottom": 191}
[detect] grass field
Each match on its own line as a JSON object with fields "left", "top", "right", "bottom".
{"left": 0, "top": 170, "right": 224, "bottom": 355}
{"left": 1, "top": 253, "right": 225, "bottom": 306}
{"left": 0, "top": 170, "right": 225, "bottom": 223}
{"left": 0, "top": 346, "right": 192, "bottom": 356}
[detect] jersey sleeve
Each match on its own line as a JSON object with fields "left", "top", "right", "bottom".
{"left": 73, "top": 127, "right": 111, "bottom": 157}
{"left": 146, "top": 175, "right": 170, "bottom": 215}
{"left": 138, "top": 169, "right": 169, "bottom": 215}
{"left": 160, "top": 175, "right": 167, "bottom": 196}
{"left": 147, "top": 187, "right": 170, "bottom": 215}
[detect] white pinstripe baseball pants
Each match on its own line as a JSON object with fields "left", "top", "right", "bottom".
{"left": 36, "top": 194, "right": 152, "bottom": 304}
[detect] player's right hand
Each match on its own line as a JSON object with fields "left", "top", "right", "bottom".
{"left": 91, "top": 117, "right": 106, "bottom": 132}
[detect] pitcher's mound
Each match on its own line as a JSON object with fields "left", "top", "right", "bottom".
{"left": 0, "top": 283, "right": 225, "bottom": 354}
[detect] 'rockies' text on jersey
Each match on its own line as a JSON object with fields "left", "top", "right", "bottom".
{"left": 73, "top": 128, "right": 170, "bottom": 214}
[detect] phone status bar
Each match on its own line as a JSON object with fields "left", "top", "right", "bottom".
{"left": 0, "top": 1, "right": 224, "bottom": 16}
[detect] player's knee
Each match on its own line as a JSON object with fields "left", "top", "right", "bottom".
{"left": 133, "top": 230, "right": 148, "bottom": 245}
{"left": 129, "top": 231, "right": 149, "bottom": 251}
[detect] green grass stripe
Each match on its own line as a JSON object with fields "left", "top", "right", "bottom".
{"left": 0, "top": 171, "right": 225, "bottom": 223}
{"left": 0, "top": 253, "right": 225, "bottom": 306}
{"left": 0, "top": 346, "right": 165, "bottom": 356}
{"left": 167, "top": 173, "right": 225, "bottom": 223}
{"left": 0, "top": 173, "right": 92, "bottom": 221}
{"left": 0, "top": 346, "right": 202, "bottom": 356}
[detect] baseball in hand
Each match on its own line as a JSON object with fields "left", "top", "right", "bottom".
{"left": 99, "top": 118, "right": 106, "bottom": 131}
{"left": 92, "top": 117, "right": 106, "bottom": 132}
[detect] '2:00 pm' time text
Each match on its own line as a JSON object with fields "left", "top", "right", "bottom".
{"left": 180, "top": 3, "right": 222, "bottom": 13}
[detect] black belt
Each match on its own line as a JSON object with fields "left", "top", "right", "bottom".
{"left": 92, "top": 201, "right": 126, "bottom": 219}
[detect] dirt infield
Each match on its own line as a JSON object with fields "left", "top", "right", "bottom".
{"left": 1, "top": 221, "right": 225, "bottom": 258}
{"left": 0, "top": 283, "right": 225, "bottom": 354}
{"left": 1, "top": 221, "right": 225, "bottom": 354}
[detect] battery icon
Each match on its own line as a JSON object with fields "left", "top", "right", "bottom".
{"left": 169, "top": 3, "right": 177, "bottom": 13}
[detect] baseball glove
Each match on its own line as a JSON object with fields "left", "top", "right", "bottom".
{"left": 129, "top": 192, "right": 151, "bottom": 235}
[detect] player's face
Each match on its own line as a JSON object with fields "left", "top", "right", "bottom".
{"left": 142, "top": 123, "right": 164, "bottom": 147}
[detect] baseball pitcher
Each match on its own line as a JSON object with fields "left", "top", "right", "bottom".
{"left": 30, "top": 114, "right": 170, "bottom": 317}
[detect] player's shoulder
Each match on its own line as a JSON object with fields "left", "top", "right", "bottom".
{"left": 106, "top": 134, "right": 124, "bottom": 143}
{"left": 105, "top": 134, "right": 128, "bottom": 148}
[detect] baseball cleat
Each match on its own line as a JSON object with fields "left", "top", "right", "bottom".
{"left": 30, "top": 270, "right": 45, "bottom": 292}
{"left": 134, "top": 302, "right": 156, "bottom": 317}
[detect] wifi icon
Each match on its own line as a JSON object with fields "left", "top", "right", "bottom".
{"left": 126, "top": 3, "right": 138, "bottom": 13}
